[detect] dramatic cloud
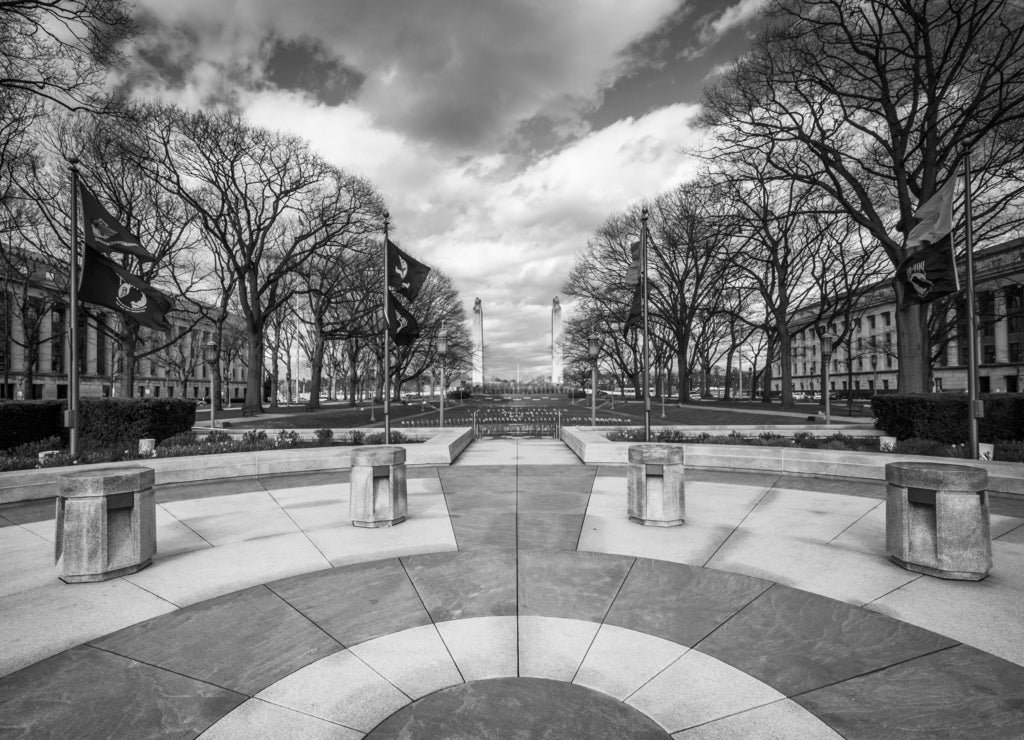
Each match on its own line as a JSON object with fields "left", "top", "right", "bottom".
{"left": 119, "top": 0, "right": 752, "bottom": 379}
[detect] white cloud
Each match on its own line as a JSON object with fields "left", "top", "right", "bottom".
{"left": 699, "top": 0, "right": 766, "bottom": 46}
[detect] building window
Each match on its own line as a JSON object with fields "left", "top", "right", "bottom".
{"left": 886, "top": 356, "right": 893, "bottom": 368}
{"left": 1011, "top": 342, "right": 1022, "bottom": 363}
{"left": 983, "top": 346, "right": 996, "bottom": 364}
{"left": 855, "top": 380, "right": 861, "bottom": 389}
{"left": 882, "top": 311, "right": 891, "bottom": 327}
{"left": 868, "top": 380, "right": 874, "bottom": 390}
{"left": 168, "top": 386, "right": 175, "bottom": 398}
{"left": 883, "top": 379, "right": 890, "bottom": 390}
{"left": 868, "top": 315, "right": 876, "bottom": 330}
{"left": 934, "top": 378, "right": 943, "bottom": 391}
{"left": 153, "top": 386, "right": 160, "bottom": 398}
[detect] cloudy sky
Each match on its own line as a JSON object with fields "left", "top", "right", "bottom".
{"left": 123, "top": 0, "right": 763, "bottom": 380}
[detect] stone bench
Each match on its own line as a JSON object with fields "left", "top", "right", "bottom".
{"left": 627, "top": 444, "right": 685, "bottom": 527}
{"left": 350, "top": 446, "right": 407, "bottom": 528}
{"left": 55, "top": 466, "right": 157, "bottom": 583}
{"left": 885, "top": 461, "right": 991, "bottom": 581}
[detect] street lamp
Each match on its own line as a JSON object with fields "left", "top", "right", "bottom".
{"left": 588, "top": 334, "right": 600, "bottom": 426}
{"left": 438, "top": 329, "right": 448, "bottom": 428}
{"left": 870, "top": 353, "right": 879, "bottom": 393}
{"left": 203, "top": 340, "right": 218, "bottom": 429}
{"left": 817, "top": 327, "right": 838, "bottom": 424}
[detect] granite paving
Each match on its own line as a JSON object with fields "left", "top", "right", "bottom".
{"left": 1, "top": 438, "right": 1023, "bottom": 738}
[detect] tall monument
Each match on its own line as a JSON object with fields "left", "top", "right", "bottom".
{"left": 551, "top": 297, "right": 563, "bottom": 385}
{"left": 472, "top": 297, "right": 484, "bottom": 386}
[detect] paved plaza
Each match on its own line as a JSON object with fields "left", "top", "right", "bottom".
{"left": 2, "top": 439, "right": 1023, "bottom": 738}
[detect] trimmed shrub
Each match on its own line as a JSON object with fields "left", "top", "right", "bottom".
{"left": 314, "top": 428, "right": 334, "bottom": 444}
{"left": 873, "top": 393, "right": 1024, "bottom": 444}
{"left": 80, "top": 398, "right": 197, "bottom": 446}
{"left": 447, "top": 389, "right": 472, "bottom": 400}
{"left": 0, "top": 400, "right": 65, "bottom": 450}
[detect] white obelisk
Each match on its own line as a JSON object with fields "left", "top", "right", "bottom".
{"left": 472, "top": 297, "right": 484, "bottom": 386}
{"left": 551, "top": 296, "right": 563, "bottom": 385}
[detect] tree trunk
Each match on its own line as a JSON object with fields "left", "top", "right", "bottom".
{"left": 306, "top": 334, "right": 325, "bottom": 410}
{"left": 896, "top": 303, "right": 929, "bottom": 393}
{"left": 242, "top": 326, "right": 264, "bottom": 415}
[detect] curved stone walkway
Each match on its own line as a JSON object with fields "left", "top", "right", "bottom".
{"left": 1, "top": 440, "right": 1023, "bottom": 738}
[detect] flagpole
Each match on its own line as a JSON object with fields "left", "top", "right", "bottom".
{"left": 641, "top": 206, "right": 651, "bottom": 442}
{"left": 382, "top": 210, "right": 391, "bottom": 445}
{"left": 67, "top": 158, "right": 80, "bottom": 458}
{"left": 962, "top": 147, "right": 981, "bottom": 460}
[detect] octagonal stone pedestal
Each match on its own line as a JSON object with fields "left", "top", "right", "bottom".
{"left": 350, "top": 446, "right": 407, "bottom": 528}
{"left": 885, "top": 462, "right": 991, "bottom": 581}
{"left": 55, "top": 466, "right": 157, "bottom": 583}
{"left": 627, "top": 444, "right": 685, "bottom": 527}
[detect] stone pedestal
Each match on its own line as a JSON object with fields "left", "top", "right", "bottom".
{"left": 627, "top": 444, "right": 685, "bottom": 527}
{"left": 55, "top": 466, "right": 157, "bottom": 583}
{"left": 350, "top": 446, "right": 407, "bottom": 528}
{"left": 885, "top": 462, "right": 991, "bottom": 581}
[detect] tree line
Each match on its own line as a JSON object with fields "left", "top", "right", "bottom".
{"left": 565, "top": 0, "right": 1024, "bottom": 407}
{"left": 0, "top": 0, "right": 472, "bottom": 414}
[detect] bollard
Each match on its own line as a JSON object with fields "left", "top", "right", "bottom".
{"left": 350, "top": 446, "right": 407, "bottom": 528}
{"left": 885, "top": 462, "right": 991, "bottom": 580}
{"left": 627, "top": 444, "right": 686, "bottom": 527}
{"left": 55, "top": 466, "right": 157, "bottom": 583}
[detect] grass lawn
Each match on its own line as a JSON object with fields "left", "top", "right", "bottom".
{"left": 202, "top": 395, "right": 863, "bottom": 430}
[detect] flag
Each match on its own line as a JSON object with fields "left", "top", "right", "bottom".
{"left": 622, "top": 281, "right": 643, "bottom": 338}
{"left": 386, "top": 287, "right": 420, "bottom": 346}
{"left": 624, "top": 240, "right": 641, "bottom": 284}
{"left": 79, "top": 183, "right": 157, "bottom": 262}
{"left": 79, "top": 245, "right": 172, "bottom": 331}
{"left": 387, "top": 239, "right": 430, "bottom": 303}
{"left": 907, "top": 177, "right": 956, "bottom": 248}
{"left": 895, "top": 235, "right": 957, "bottom": 308}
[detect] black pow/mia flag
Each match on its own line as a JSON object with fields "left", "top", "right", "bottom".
{"left": 79, "top": 183, "right": 157, "bottom": 262}
{"left": 387, "top": 239, "right": 430, "bottom": 303}
{"left": 78, "top": 245, "right": 172, "bottom": 331}
{"left": 895, "top": 236, "right": 958, "bottom": 308}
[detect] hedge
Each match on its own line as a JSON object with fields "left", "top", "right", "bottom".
{"left": 80, "top": 398, "right": 197, "bottom": 446}
{"left": 0, "top": 400, "right": 66, "bottom": 450}
{"left": 873, "top": 393, "right": 1024, "bottom": 444}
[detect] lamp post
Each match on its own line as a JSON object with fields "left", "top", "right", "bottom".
{"left": 870, "top": 353, "right": 879, "bottom": 393}
{"left": 818, "top": 327, "right": 838, "bottom": 424}
{"left": 203, "top": 340, "right": 218, "bottom": 429}
{"left": 588, "top": 334, "right": 600, "bottom": 427}
{"left": 438, "top": 329, "right": 448, "bottom": 428}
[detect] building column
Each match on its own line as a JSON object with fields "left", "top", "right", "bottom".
{"left": 995, "top": 290, "right": 1010, "bottom": 364}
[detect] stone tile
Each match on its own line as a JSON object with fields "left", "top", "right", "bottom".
{"left": 868, "top": 536, "right": 1024, "bottom": 666}
{"left": 154, "top": 504, "right": 212, "bottom": 558}
{"left": 0, "top": 525, "right": 54, "bottom": 597}
{"left": 366, "top": 677, "right": 669, "bottom": 739}
{"left": 259, "top": 470, "right": 349, "bottom": 490}
{"left": 160, "top": 491, "right": 301, "bottom": 546}
{"left": 0, "top": 579, "right": 175, "bottom": 678}
{"left": 605, "top": 559, "right": 770, "bottom": 646}
{"left": 304, "top": 491, "right": 458, "bottom": 567}
{"left": 696, "top": 584, "right": 957, "bottom": 696}
{"left": 0, "top": 645, "right": 244, "bottom": 738}
{"left": 122, "top": 532, "right": 331, "bottom": 606}
{"left": 448, "top": 511, "right": 518, "bottom": 550}
{"left": 268, "top": 558, "right": 431, "bottom": 647}
{"left": 93, "top": 585, "right": 341, "bottom": 695}
{"left": 518, "top": 616, "right": 599, "bottom": 681}
{"left": 349, "top": 624, "right": 463, "bottom": 700}
{"left": 518, "top": 549, "right": 633, "bottom": 621}
{"left": 573, "top": 623, "right": 687, "bottom": 700}
{"left": 256, "top": 649, "right": 410, "bottom": 732}
{"left": 157, "top": 477, "right": 261, "bottom": 504}
{"left": 0, "top": 498, "right": 55, "bottom": 526}
{"left": 403, "top": 550, "right": 517, "bottom": 621}
{"left": 435, "top": 616, "right": 518, "bottom": 681}
{"left": 627, "top": 649, "right": 785, "bottom": 733}
{"left": 736, "top": 487, "right": 880, "bottom": 542}
{"left": 440, "top": 466, "right": 517, "bottom": 489}
{"left": 443, "top": 491, "right": 517, "bottom": 514}
{"left": 516, "top": 513, "right": 585, "bottom": 550}
{"left": 672, "top": 699, "right": 842, "bottom": 739}
{"left": 515, "top": 490, "right": 591, "bottom": 514}
{"left": 263, "top": 484, "right": 347, "bottom": 531}
{"left": 795, "top": 644, "right": 1024, "bottom": 739}
{"left": 199, "top": 698, "right": 362, "bottom": 739}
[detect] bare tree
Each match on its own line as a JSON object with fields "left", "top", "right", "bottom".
{"left": 149, "top": 107, "right": 381, "bottom": 414}
{"left": 701, "top": 0, "right": 1024, "bottom": 392}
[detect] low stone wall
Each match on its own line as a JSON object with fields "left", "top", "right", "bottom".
{"left": 561, "top": 426, "right": 1024, "bottom": 499}
{"left": 0, "top": 427, "right": 473, "bottom": 505}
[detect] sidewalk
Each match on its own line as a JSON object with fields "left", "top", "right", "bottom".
{"left": 1, "top": 439, "right": 1021, "bottom": 738}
